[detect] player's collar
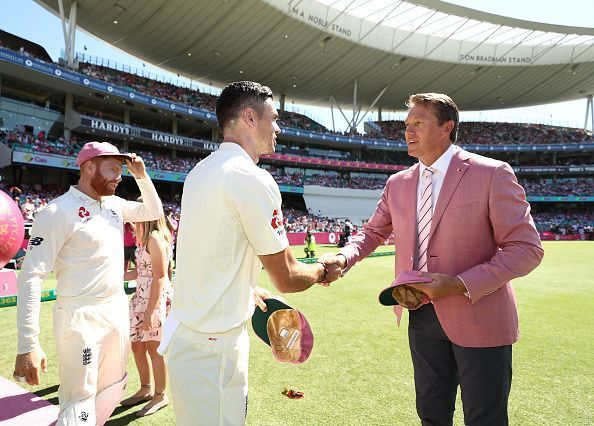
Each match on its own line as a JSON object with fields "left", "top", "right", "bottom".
{"left": 68, "top": 185, "right": 99, "bottom": 206}
{"left": 219, "top": 142, "right": 253, "bottom": 161}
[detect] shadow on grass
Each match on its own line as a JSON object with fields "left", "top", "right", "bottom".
{"left": 34, "top": 384, "right": 59, "bottom": 398}
{"left": 105, "top": 405, "right": 140, "bottom": 425}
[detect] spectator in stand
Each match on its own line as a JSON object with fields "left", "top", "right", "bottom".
{"left": 164, "top": 208, "right": 178, "bottom": 261}
{"left": 21, "top": 196, "right": 35, "bottom": 222}
{"left": 9, "top": 185, "right": 22, "bottom": 200}
{"left": 124, "top": 222, "right": 137, "bottom": 271}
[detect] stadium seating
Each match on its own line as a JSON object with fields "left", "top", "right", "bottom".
{"left": 376, "top": 120, "right": 593, "bottom": 145}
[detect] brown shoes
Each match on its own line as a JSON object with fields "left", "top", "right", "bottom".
{"left": 136, "top": 393, "right": 169, "bottom": 417}
{"left": 120, "top": 384, "right": 154, "bottom": 406}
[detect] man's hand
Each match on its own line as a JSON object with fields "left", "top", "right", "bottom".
{"left": 126, "top": 153, "right": 148, "bottom": 179}
{"left": 254, "top": 286, "right": 272, "bottom": 311}
{"left": 316, "top": 253, "right": 346, "bottom": 286}
{"left": 321, "top": 262, "right": 342, "bottom": 286}
{"left": 407, "top": 272, "right": 467, "bottom": 299}
{"left": 318, "top": 253, "right": 347, "bottom": 269}
{"left": 14, "top": 348, "right": 47, "bottom": 386}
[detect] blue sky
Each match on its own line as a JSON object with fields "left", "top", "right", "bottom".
{"left": 1, "top": 0, "right": 592, "bottom": 131}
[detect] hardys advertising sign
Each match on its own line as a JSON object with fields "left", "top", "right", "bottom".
{"left": 80, "top": 116, "right": 219, "bottom": 151}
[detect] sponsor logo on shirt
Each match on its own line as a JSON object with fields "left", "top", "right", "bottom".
{"left": 78, "top": 206, "right": 90, "bottom": 219}
{"left": 28, "top": 236, "right": 44, "bottom": 247}
{"left": 79, "top": 411, "right": 89, "bottom": 422}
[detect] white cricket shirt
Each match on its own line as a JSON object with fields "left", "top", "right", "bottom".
{"left": 169, "top": 142, "right": 289, "bottom": 334}
{"left": 17, "top": 178, "right": 163, "bottom": 354}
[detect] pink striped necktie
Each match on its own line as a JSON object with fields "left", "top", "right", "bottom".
{"left": 393, "top": 166, "right": 435, "bottom": 326}
{"left": 417, "top": 167, "right": 435, "bottom": 272}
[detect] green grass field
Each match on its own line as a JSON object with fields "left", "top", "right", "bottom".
{"left": 1, "top": 242, "right": 593, "bottom": 425}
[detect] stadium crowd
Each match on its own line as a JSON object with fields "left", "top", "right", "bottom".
{"left": 78, "top": 63, "right": 328, "bottom": 132}
{"left": 1, "top": 183, "right": 60, "bottom": 223}
{"left": 532, "top": 211, "right": 594, "bottom": 236}
{"left": 4, "top": 129, "right": 594, "bottom": 194}
{"left": 378, "top": 120, "right": 593, "bottom": 145}
{"left": 520, "top": 178, "right": 594, "bottom": 197}
{"left": 5, "top": 179, "right": 593, "bottom": 239}
{"left": 2, "top": 41, "right": 594, "bottom": 147}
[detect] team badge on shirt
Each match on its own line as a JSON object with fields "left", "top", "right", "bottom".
{"left": 271, "top": 209, "right": 283, "bottom": 229}
{"left": 78, "top": 206, "right": 93, "bottom": 223}
{"left": 270, "top": 209, "right": 286, "bottom": 237}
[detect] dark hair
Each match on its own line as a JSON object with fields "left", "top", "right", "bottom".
{"left": 216, "top": 81, "right": 274, "bottom": 130}
{"left": 406, "top": 93, "right": 459, "bottom": 143}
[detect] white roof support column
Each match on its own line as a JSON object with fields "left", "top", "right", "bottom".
{"left": 58, "top": 0, "right": 77, "bottom": 68}
{"left": 585, "top": 94, "right": 593, "bottom": 133}
{"left": 329, "top": 95, "right": 353, "bottom": 130}
{"left": 354, "top": 84, "right": 389, "bottom": 128}
{"left": 352, "top": 78, "right": 358, "bottom": 132}
{"left": 330, "top": 81, "right": 389, "bottom": 134}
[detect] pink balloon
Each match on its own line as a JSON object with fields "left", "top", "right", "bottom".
{"left": 0, "top": 191, "right": 25, "bottom": 268}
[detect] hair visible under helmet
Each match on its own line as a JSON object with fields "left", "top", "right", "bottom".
{"left": 406, "top": 93, "right": 460, "bottom": 143}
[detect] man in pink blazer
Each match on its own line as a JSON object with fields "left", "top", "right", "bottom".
{"left": 322, "top": 93, "right": 544, "bottom": 425}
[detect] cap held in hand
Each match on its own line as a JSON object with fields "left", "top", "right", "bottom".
{"left": 252, "top": 298, "right": 313, "bottom": 364}
{"left": 378, "top": 270, "right": 433, "bottom": 310}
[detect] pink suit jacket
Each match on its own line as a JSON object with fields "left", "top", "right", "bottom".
{"left": 341, "top": 148, "right": 544, "bottom": 348}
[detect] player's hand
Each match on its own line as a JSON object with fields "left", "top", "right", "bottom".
{"left": 254, "top": 286, "right": 272, "bottom": 311}
{"left": 126, "top": 153, "right": 148, "bottom": 179}
{"left": 407, "top": 272, "right": 466, "bottom": 299}
{"left": 316, "top": 253, "right": 345, "bottom": 286}
{"left": 318, "top": 253, "right": 347, "bottom": 269}
{"left": 14, "top": 348, "right": 47, "bottom": 386}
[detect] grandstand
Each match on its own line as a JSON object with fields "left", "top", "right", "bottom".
{"left": 1, "top": 0, "right": 594, "bottom": 239}
{"left": 0, "top": 32, "right": 592, "bottom": 237}
{"left": 2, "top": 3, "right": 594, "bottom": 425}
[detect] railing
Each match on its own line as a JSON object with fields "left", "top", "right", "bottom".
{"left": 2, "top": 47, "right": 593, "bottom": 152}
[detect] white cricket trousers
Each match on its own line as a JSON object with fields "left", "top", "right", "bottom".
{"left": 163, "top": 323, "right": 250, "bottom": 426}
{"left": 53, "top": 292, "right": 130, "bottom": 425}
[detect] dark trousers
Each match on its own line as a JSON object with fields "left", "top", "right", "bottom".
{"left": 408, "top": 304, "right": 512, "bottom": 426}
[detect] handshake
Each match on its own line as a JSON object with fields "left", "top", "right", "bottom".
{"left": 316, "top": 253, "right": 348, "bottom": 286}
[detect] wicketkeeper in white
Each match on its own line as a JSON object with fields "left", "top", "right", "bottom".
{"left": 14, "top": 142, "right": 163, "bottom": 425}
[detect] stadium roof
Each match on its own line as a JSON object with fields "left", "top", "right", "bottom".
{"left": 35, "top": 0, "right": 594, "bottom": 112}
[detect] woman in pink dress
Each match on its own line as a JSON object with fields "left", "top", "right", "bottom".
{"left": 121, "top": 216, "right": 173, "bottom": 417}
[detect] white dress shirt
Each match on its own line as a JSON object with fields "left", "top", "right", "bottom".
{"left": 416, "top": 144, "right": 459, "bottom": 218}
{"left": 417, "top": 144, "right": 470, "bottom": 296}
